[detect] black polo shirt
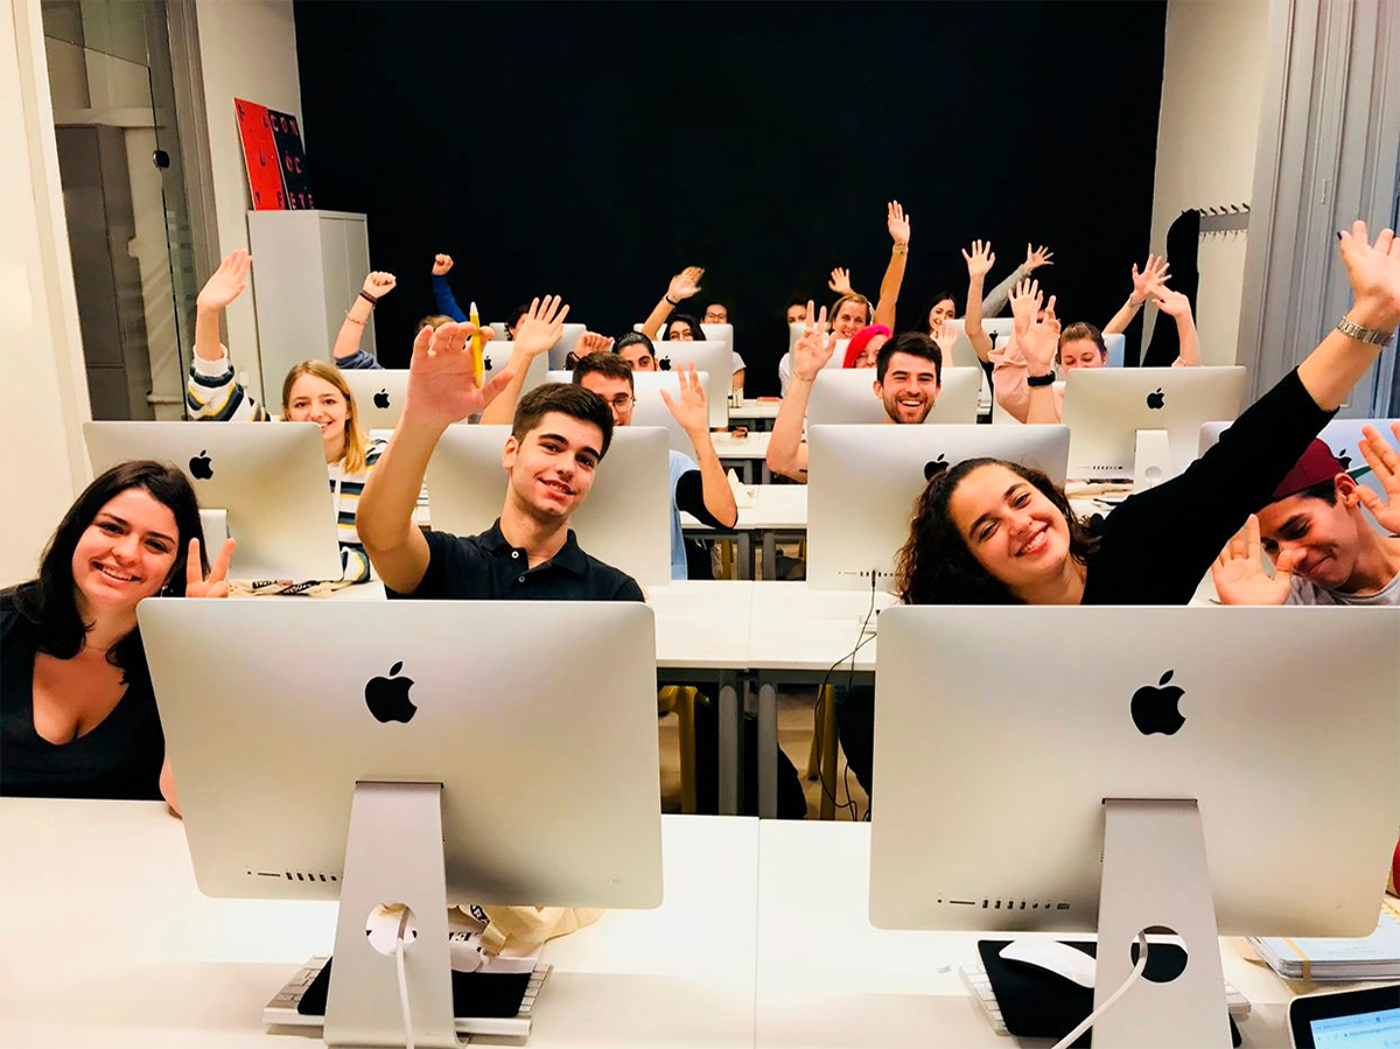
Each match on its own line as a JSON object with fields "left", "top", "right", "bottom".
{"left": 387, "top": 521, "right": 645, "bottom": 602}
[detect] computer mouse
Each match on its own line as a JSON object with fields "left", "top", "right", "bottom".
{"left": 998, "top": 939, "right": 1097, "bottom": 988}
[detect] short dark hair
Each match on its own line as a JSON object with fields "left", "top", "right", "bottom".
{"left": 571, "top": 352, "right": 635, "bottom": 389}
{"left": 613, "top": 331, "right": 655, "bottom": 357}
{"left": 663, "top": 313, "right": 706, "bottom": 340}
{"left": 875, "top": 332, "right": 943, "bottom": 385}
{"left": 510, "top": 303, "right": 532, "bottom": 328}
{"left": 11, "top": 460, "right": 209, "bottom": 675}
{"left": 512, "top": 383, "right": 615, "bottom": 458}
{"left": 1293, "top": 478, "right": 1340, "bottom": 505}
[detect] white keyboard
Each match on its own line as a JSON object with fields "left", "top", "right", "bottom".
{"left": 959, "top": 963, "right": 1250, "bottom": 1035}
{"left": 262, "top": 955, "right": 551, "bottom": 1038}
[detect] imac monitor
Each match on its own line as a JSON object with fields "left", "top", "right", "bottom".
{"left": 426, "top": 424, "right": 673, "bottom": 587}
{"left": 1061, "top": 366, "right": 1246, "bottom": 482}
{"left": 946, "top": 318, "right": 1015, "bottom": 365}
{"left": 647, "top": 340, "right": 731, "bottom": 428}
{"left": 871, "top": 605, "right": 1398, "bottom": 1042}
{"left": 806, "top": 424, "right": 1069, "bottom": 590}
{"left": 136, "top": 598, "right": 664, "bottom": 1043}
{"left": 546, "top": 324, "right": 587, "bottom": 370}
{"left": 83, "top": 421, "right": 343, "bottom": 580}
{"left": 807, "top": 367, "right": 983, "bottom": 426}
{"left": 343, "top": 353, "right": 550, "bottom": 431}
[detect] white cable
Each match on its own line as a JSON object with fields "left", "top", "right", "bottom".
{"left": 1050, "top": 931, "right": 1149, "bottom": 1049}
{"left": 394, "top": 909, "right": 414, "bottom": 1049}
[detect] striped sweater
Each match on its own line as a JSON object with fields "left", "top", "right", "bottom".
{"left": 185, "top": 350, "right": 382, "bottom": 582}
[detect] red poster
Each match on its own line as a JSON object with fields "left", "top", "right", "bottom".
{"left": 235, "top": 98, "right": 286, "bottom": 210}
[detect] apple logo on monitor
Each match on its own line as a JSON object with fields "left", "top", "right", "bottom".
{"left": 657, "top": 356, "right": 672, "bottom": 371}
{"left": 483, "top": 355, "right": 493, "bottom": 371}
{"left": 365, "top": 661, "right": 417, "bottom": 723}
{"left": 373, "top": 389, "right": 390, "bottom": 410}
{"left": 923, "top": 455, "right": 949, "bottom": 482}
{"left": 1146, "top": 388, "right": 1166, "bottom": 411}
{"left": 1130, "top": 669, "right": 1185, "bottom": 735}
{"left": 189, "top": 451, "right": 213, "bottom": 480}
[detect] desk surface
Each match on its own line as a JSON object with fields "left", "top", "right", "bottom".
{"left": 647, "top": 580, "right": 754, "bottom": 670}
{"left": 729, "top": 399, "right": 782, "bottom": 421}
{"left": 683, "top": 484, "right": 807, "bottom": 531}
{"left": 754, "top": 820, "right": 1351, "bottom": 1049}
{"left": 712, "top": 431, "right": 771, "bottom": 459}
{"left": 748, "top": 582, "right": 896, "bottom": 673}
{"left": 0, "top": 799, "right": 759, "bottom": 1048}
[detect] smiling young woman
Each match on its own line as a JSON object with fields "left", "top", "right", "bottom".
{"left": 1, "top": 461, "right": 233, "bottom": 807}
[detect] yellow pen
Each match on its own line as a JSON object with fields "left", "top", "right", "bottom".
{"left": 468, "top": 300, "right": 485, "bottom": 386}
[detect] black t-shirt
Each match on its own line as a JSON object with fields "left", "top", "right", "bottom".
{"left": 388, "top": 522, "right": 646, "bottom": 602}
{"left": 1080, "top": 368, "right": 1334, "bottom": 604}
{"left": 0, "top": 588, "right": 165, "bottom": 800}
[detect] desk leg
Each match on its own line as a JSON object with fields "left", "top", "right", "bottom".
{"left": 758, "top": 678, "right": 778, "bottom": 819}
{"left": 760, "top": 461, "right": 771, "bottom": 484}
{"left": 736, "top": 532, "right": 751, "bottom": 580}
{"left": 742, "top": 461, "right": 754, "bottom": 485}
{"left": 762, "top": 530, "right": 777, "bottom": 582}
{"left": 718, "top": 672, "right": 739, "bottom": 815}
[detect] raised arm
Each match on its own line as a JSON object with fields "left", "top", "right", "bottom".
{"left": 980, "top": 243, "right": 1052, "bottom": 317}
{"left": 1151, "top": 286, "right": 1201, "bottom": 367}
{"left": 767, "top": 302, "right": 837, "bottom": 483}
{"left": 358, "top": 322, "right": 515, "bottom": 593}
{"left": 873, "top": 201, "right": 911, "bottom": 330}
{"left": 992, "top": 278, "right": 1060, "bottom": 424}
{"left": 331, "top": 271, "right": 395, "bottom": 368}
{"left": 662, "top": 363, "right": 738, "bottom": 527}
{"left": 194, "top": 250, "right": 249, "bottom": 362}
{"left": 478, "top": 295, "right": 567, "bottom": 425}
{"left": 188, "top": 250, "right": 268, "bottom": 421}
{"left": 641, "top": 266, "right": 704, "bottom": 339}
{"left": 1104, "top": 254, "right": 1169, "bottom": 335}
{"left": 431, "top": 253, "right": 467, "bottom": 322}
{"left": 961, "top": 239, "right": 997, "bottom": 363}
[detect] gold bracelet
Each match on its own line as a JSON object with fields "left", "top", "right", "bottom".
{"left": 343, "top": 311, "right": 365, "bottom": 326}
{"left": 893, "top": 245, "right": 909, "bottom": 256}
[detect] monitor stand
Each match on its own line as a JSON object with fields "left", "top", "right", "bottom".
{"left": 1132, "top": 429, "right": 1171, "bottom": 491}
{"left": 324, "top": 781, "right": 462, "bottom": 1049}
{"left": 1094, "top": 798, "right": 1232, "bottom": 1047}
{"left": 198, "top": 508, "right": 229, "bottom": 548}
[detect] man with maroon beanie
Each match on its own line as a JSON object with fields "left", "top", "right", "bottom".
{"left": 1212, "top": 423, "right": 1400, "bottom": 605}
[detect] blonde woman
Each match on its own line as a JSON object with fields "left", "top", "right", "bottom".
{"left": 187, "top": 250, "right": 384, "bottom": 582}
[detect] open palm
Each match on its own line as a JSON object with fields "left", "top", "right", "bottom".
{"left": 962, "top": 240, "right": 996, "bottom": 279}
{"left": 668, "top": 266, "right": 704, "bottom": 301}
{"left": 405, "top": 322, "right": 514, "bottom": 427}
{"left": 887, "top": 200, "right": 911, "bottom": 246}
{"left": 660, "top": 363, "right": 710, "bottom": 437}
{"left": 1212, "top": 515, "right": 1297, "bottom": 605}
{"left": 1356, "top": 422, "right": 1400, "bottom": 533}
{"left": 197, "top": 250, "right": 251, "bottom": 310}
{"left": 513, "top": 294, "right": 570, "bottom": 359}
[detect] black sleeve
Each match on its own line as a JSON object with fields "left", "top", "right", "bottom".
{"left": 386, "top": 531, "right": 487, "bottom": 600}
{"left": 674, "top": 469, "right": 730, "bottom": 529}
{"left": 1095, "top": 368, "right": 1335, "bottom": 603}
{"left": 614, "top": 575, "right": 646, "bottom": 602}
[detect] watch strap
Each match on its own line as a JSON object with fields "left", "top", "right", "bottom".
{"left": 1336, "top": 315, "right": 1394, "bottom": 347}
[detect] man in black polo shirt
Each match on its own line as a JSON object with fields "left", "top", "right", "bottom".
{"left": 358, "top": 319, "right": 643, "bottom": 601}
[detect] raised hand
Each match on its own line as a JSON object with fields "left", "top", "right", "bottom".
{"left": 362, "top": 271, "right": 397, "bottom": 300}
{"left": 1010, "top": 279, "right": 1058, "bottom": 375}
{"left": 197, "top": 250, "right": 252, "bottom": 311}
{"left": 933, "top": 321, "right": 959, "bottom": 352}
{"left": 962, "top": 239, "right": 996, "bottom": 279}
{"left": 574, "top": 331, "right": 614, "bottom": 358}
{"left": 513, "top": 294, "right": 570, "bottom": 359}
{"left": 659, "top": 362, "right": 710, "bottom": 438}
{"left": 404, "top": 320, "right": 515, "bottom": 428}
{"left": 1151, "top": 285, "right": 1193, "bottom": 318}
{"left": 827, "top": 267, "right": 852, "bottom": 295}
{"left": 431, "top": 254, "right": 454, "bottom": 276}
{"left": 1008, "top": 277, "right": 1041, "bottom": 340}
{"left": 792, "top": 301, "right": 839, "bottom": 381}
{"left": 887, "top": 200, "right": 911, "bottom": 247}
{"left": 667, "top": 265, "right": 704, "bottom": 302}
{"left": 1024, "top": 243, "right": 1054, "bottom": 272}
{"left": 1130, "top": 254, "right": 1171, "bottom": 304}
{"left": 1212, "top": 515, "right": 1299, "bottom": 606}
{"left": 184, "top": 537, "right": 236, "bottom": 599}
{"left": 1338, "top": 221, "right": 1400, "bottom": 328}
{"left": 1355, "top": 422, "right": 1400, "bottom": 534}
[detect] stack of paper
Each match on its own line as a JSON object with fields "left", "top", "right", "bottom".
{"left": 1249, "top": 900, "right": 1400, "bottom": 981}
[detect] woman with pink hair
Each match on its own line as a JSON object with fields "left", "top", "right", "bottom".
{"left": 842, "top": 324, "right": 891, "bottom": 368}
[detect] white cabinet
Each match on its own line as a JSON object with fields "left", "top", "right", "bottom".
{"left": 246, "top": 210, "right": 375, "bottom": 400}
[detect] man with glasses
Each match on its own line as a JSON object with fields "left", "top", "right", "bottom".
{"left": 572, "top": 353, "right": 737, "bottom": 580}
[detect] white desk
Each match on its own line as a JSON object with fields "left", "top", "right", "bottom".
{"left": 755, "top": 820, "right": 1339, "bottom": 1049}
{"left": 728, "top": 399, "right": 782, "bottom": 430}
{"left": 711, "top": 431, "right": 772, "bottom": 485}
{"left": 683, "top": 486, "right": 808, "bottom": 580}
{"left": 0, "top": 799, "right": 759, "bottom": 1049}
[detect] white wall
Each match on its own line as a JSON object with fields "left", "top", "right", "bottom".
{"left": 0, "top": 0, "right": 92, "bottom": 587}
{"left": 194, "top": 0, "right": 301, "bottom": 404}
{"left": 1145, "top": 0, "right": 1272, "bottom": 365}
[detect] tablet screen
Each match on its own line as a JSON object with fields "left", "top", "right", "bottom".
{"left": 1310, "top": 1007, "right": 1399, "bottom": 1049}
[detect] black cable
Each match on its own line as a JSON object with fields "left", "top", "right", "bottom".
{"left": 810, "top": 571, "right": 879, "bottom": 820}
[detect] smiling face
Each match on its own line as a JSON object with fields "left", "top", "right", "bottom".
{"left": 832, "top": 300, "right": 869, "bottom": 338}
{"left": 577, "top": 372, "right": 635, "bottom": 427}
{"left": 70, "top": 488, "right": 181, "bottom": 613}
{"left": 703, "top": 304, "right": 728, "bottom": 324}
{"left": 874, "top": 351, "right": 940, "bottom": 423}
{"left": 1059, "top": 337, "right": 1107, "bottom": 371}
{"left": 502, "top": 411, "right": 604, "bottom": 520}
{"left": 947, "top": 463, "right": 1073, "bottom": 596}
{"left": 855, "top": 333, "right": 888, "bottom": 368}
{"left": 667, "top": 321, "right": 695, "bottom": 342}
{"left": 617, "top": 343, "right": 658, "bottom": 371}
{"left": 284, "top": 372, "right": 349, "bottom": 456}
{"left": 1255, "top": 477, "right": 1366, "bottom": 590}
{"left": 927, "top": 298, "right": 956, "bottom": 332}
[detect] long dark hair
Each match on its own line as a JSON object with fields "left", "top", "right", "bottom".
{"left": 12, "top": 460, "right": 208, "bottom": 675}
{"left": 663, "top": 313, "right": 706, "bottom": 340}
{"left": 896, "top": 458, "right": 1098, "bottom": 605}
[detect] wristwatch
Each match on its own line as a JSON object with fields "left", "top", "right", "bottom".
{"left": 1027, "top": 372, "right": 1056, "bottom": 387}
{"left": 1336, "top": 315, "right": 1395, "bottom": 346}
